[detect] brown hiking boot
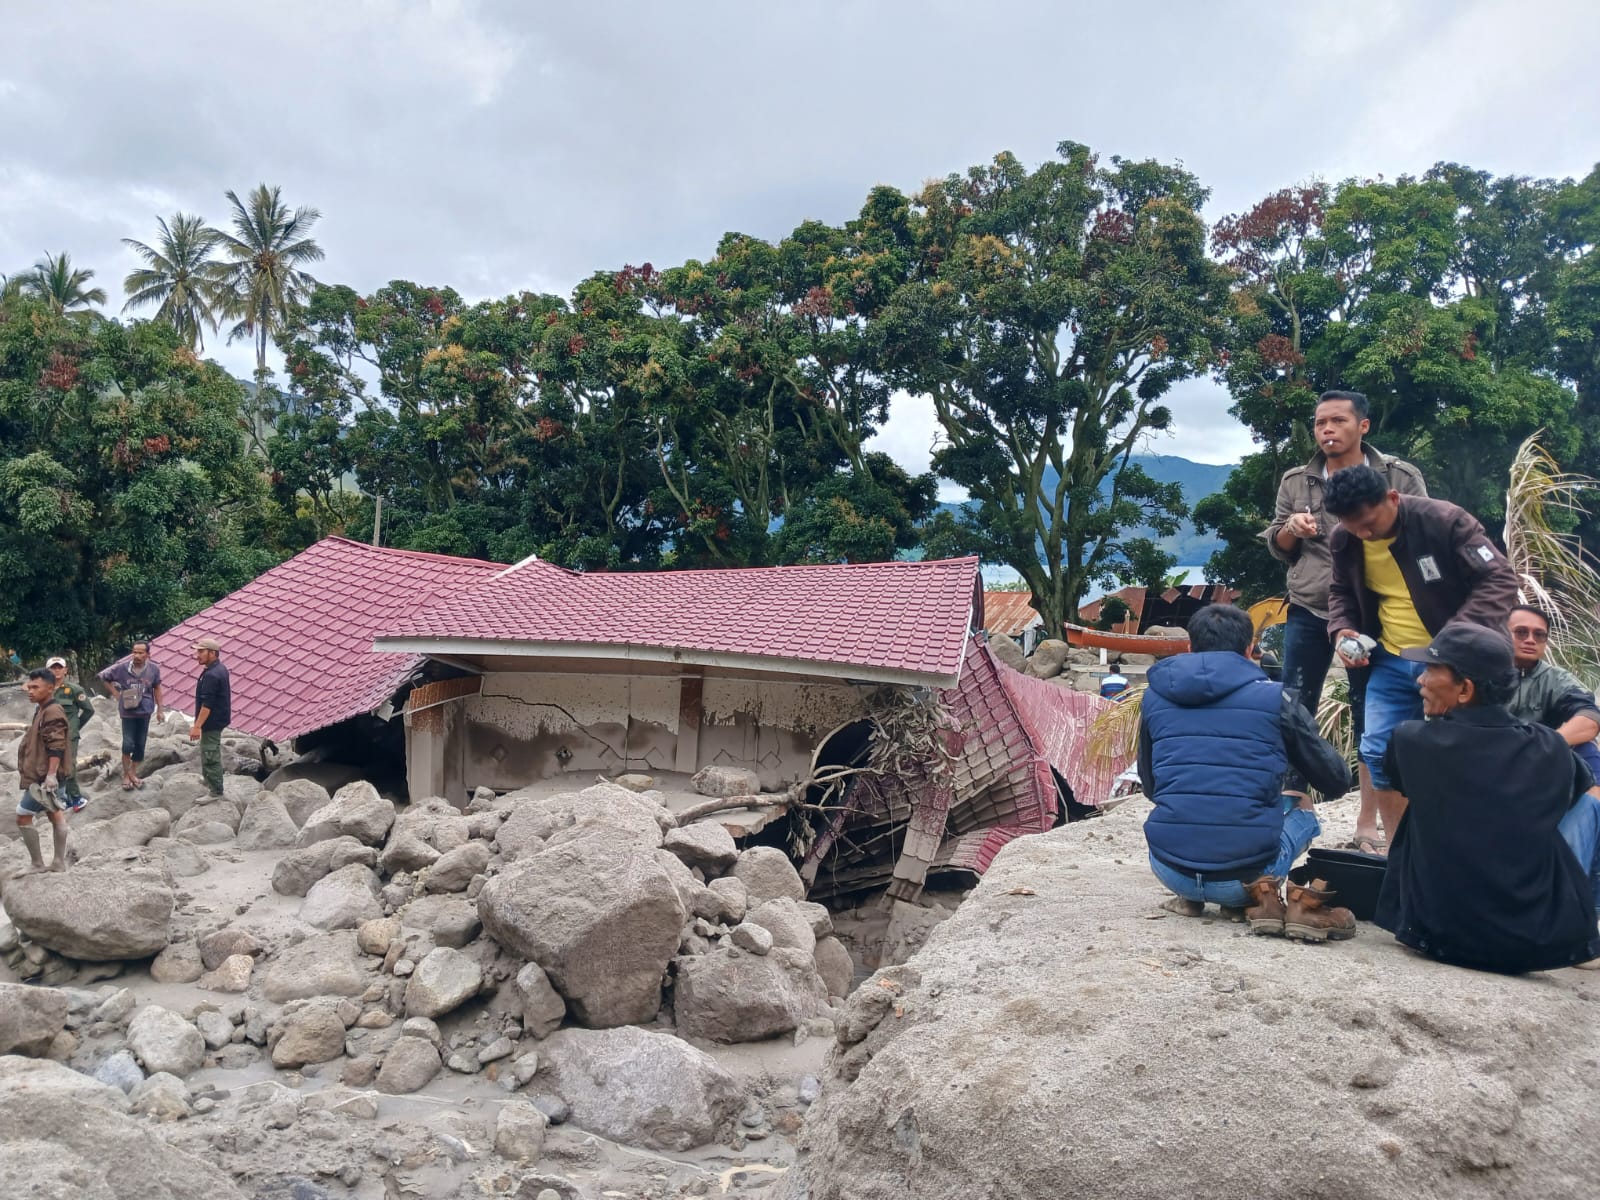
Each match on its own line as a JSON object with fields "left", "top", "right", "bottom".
{"left": 1244, "top": 876, "right": 1285, "bottom": 936}
{"left": 1284, "top": 878, "right": 1357, "bottom": 942}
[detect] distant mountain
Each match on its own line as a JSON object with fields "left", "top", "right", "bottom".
{"left": 934, "top": 453, "right": 1236, "bottom": 566}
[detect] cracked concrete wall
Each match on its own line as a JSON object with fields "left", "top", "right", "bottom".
{"left": 442, "top": 670, "right": 868, "bottom": 795}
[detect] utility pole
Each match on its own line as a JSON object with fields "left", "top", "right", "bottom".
{"left": 372, "top": 495, "right": 383, "bottom": 548}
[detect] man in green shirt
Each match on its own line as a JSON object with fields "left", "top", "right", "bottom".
{"left": 46, "top": 656, "right": 94, "bottom": 813}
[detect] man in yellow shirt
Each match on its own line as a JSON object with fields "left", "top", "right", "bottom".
{"left": 1323, "top": 465, "right": 1519, "bottom": 850}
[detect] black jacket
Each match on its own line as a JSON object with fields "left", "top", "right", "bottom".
{"left": 1327, "top": 495, "right": 1519, "bottom": 644}
{"left": 195, "top": 661, "right": 231, "bottom": 731}
{"left": 1376, "top": 704, "right": 1600, "bottom": 974}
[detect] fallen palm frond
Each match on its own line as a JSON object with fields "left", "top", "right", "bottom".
{"left": 1316, "top": 678, "right": 1355, "bottom": 764}
{"left": 1503, "top": 433, "right": 1600, "bottom": 684}
{"left": 1086, "top": 685, "right": 1146, "bottom": 761}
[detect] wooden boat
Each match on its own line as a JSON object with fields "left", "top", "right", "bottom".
{"left": 1062, "top": 622, "right": 1190, "bottom": 657}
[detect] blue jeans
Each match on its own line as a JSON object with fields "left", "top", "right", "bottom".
{"left": 1360, "top": 647, "right": 1424, "bottom": 791}
{"left": 1148, "top": 798, "right": 1322, "bottom": 907}
{"left": 1559, "top": 791, "right": 1600, "bottom": 911}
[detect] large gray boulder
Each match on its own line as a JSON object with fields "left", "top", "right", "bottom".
{"left": 2, "top": 854, "right": 173, "bottom": 960}
{"left": 424, "top": 841, "right": 490, "bottom": 893}
{"left": 746, "top": 897, "right": 817, "bottom": 956}
{"left": 260, "top": 931, "right": 368, "bottom": 1002}
{"left": 478, "top": 838, "right": 685, "bottom": 1028}
{"left": 673, "top": 947, "right": 828, "bottom": 1043}
{"left": 69, "top": 808, "right": 171, "bottom": 859}
{"left": 295, "top": 780, "right": 396, "bottom": 848}
{"left": 0, "top": 1057, "right": 244, "bottom": 1199}
{"left": 299, "top": 863, "right": 383, "bottom": 930}
{"left": 390, "top": 796, "right": 470, "bottom": 853}
{"left": 0, "top": 982, "right": 69, "bottom": 1055}
{"left": 728, "top": 846, "right": 806, "bottom": 905}
{"left": 1023, "top": 637, "right": 1070, "bottom": 679}
{"left": 504, "top": 782, "right": 672, "bottom": 853}
{"left": 235, "top": 790, "right": 299, "bottom": 851}
{"left": 271, "top": 835, "right": 377, "bottom": 897}
{"left": 663, "top": 820, "right": 738, "bottom": 872}
{"left": 396, "top": 894, "right": 481, "bottom": 948}
{"left": 126, "top": 1006, "right": 205, "bottom": 1077}
{"left": 538, "top": 1026, "right": 742, "bottom": 1151}
{"left": 151, "top": 772, "right": 212, "bottom": 820}
{"left": 784, "top": 808, "right": 1600, "bottom": 1200}
{"left": 267, "top": 778, "right": 332, "bottom": 828}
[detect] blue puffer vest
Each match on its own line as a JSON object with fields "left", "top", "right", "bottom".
{"left": 1142, "top": 652, "right": 1289, "bottom": 874}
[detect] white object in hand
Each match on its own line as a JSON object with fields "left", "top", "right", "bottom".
{"left": 1337, "top": 634, "right": 1377, "bottom": 665}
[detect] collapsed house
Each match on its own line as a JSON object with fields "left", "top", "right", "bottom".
{"left": 147, "top": 537, "right": 1132, "bottom": 901}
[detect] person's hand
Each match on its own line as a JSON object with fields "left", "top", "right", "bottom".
{"left": 1284, "top": 511, "right": 1319, "bottom": 539}
{"left": 188, "top": 723, "right": 202, "bottom": 742}
{"left": 156, "top": 707, "right": 166, "bottom": 722}
{"left": 43, "top": 772, "right": 57, "bottom": 791}
{"left": 1334, "top": 629, "right": 1367, "bottom": 668}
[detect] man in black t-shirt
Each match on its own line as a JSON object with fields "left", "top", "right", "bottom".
{"left": 190, "top": 637, "right": 232, "bottom": 798}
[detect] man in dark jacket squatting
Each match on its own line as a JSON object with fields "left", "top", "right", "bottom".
{"left": 1140, "top": 604, "right": 1355, "bottom": 941}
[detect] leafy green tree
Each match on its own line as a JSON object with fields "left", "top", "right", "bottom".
{"left": 1196, "top": 167, "right": 1584, "bottom": 602}
{"left": 121, "top": 213, "right": 223, "bottom": 350}
{"left": 17, "top": 252, "right": 107, "bottom": 317}
{"left": 211, "top": 184, "right": 324, "bottom": 377}
{"left": 772, "top": 453, "right": 935, "bottom": 564}
{"left": 871, "top": 143, "right": 1230, "bottom": 634}
{"left": 0, "top": 294, "right": 282, "bottom": 663}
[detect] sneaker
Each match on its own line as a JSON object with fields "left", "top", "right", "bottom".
{"left": 65, "top": 795, "right": 88, "bottom": 813}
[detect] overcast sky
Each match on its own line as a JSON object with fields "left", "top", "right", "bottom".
{"left": 4, "top": 0, "right": 1597, "bottom": 481}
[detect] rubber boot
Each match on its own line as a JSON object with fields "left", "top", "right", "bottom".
{"left": 1284, "top": 877, "right": 1357, "bottom": 942}
{"left": 1244, "top": 876, "right": 1286, "bottom": 936}
{"left": 19, "top": 825, "right": 45, "bottom": 870}
{"left": 49, "top": 822, "right": 69, "bottom": 872}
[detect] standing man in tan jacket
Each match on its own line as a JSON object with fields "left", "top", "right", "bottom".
{"left": 16, "top": 667, "right": 71, "bottom": 872}
{"left": 1263, "top": 390, "right": 1427, "bottom": 853}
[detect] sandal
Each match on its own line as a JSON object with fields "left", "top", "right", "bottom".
{"left": 1344, "top": 836, "right": 1386, "bottom": 857}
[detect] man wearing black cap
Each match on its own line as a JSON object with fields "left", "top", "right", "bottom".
{"left": 1375, "top": 624, "right": 1600, "bottom": 973}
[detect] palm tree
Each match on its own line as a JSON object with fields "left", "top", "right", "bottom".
{"left": 19, "top": 252, "right": 107, "bottom": 316}
{"left": 121, "top": 213, "right": 222, "bottom": 350}
{"left": 209, "top": 184, "right": 324, "bottom": 376}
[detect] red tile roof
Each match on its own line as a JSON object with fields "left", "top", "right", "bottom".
{"left": 981, "top": 591, "right": 1042, "bottom": 638}
{"left": 144, "top": 538, "right": 502, "bottom": 743}
{"left": 379, "top": 556, "right": 982, "bottom": 686}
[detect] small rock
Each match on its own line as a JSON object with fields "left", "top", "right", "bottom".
{"left": 127, "top": 1005, "right": 205, "bottom": 1077}
{"left": 91, "top": 987, "right": 137, "bottom": 1026}
{"left": 197, "top": 953, "right": 254, "bottom": 993}
{"left": 195, "top": 1009, "right": 234, "bottom": 1050}
{"left": 515, "top": 962, "right": 566, "bottom": 1040}
{"left": 149, "top": 940, "right": 205, "bottom": 984}
{"left": 691, "top": 765, "right": 760, "bottom": 797}
{"left": 376, "top": 1038, "right": 441, "bottom": 1093}
{"left": 404, "top": 946, "right": 483, "bottom": 1019}
{"left": 424, "top": 842, "right": 490, "bottom": 893}
{"left": 529, "top": 1092, "right": 569, "bottom": 1125}
{"left": 271, "top": 1004, "right": 348, "bottom": 1068}
{"left": 494, "top": 1099, "right": 549, "bottom": 1162}
{"left": 197, "top": 927, "right": 263, "bottom": 971}
{"left": 446, "top": 1051, "right": 479, "bottom": 1073}
{"left": 478, "top": 1036, "right": 515, "bottom": 1064}
{"left": 730, "top": 922, "right": 773, "bottom": 955}
{"left": 357, "top": 916, "right": 401, "bottom": 956}
{"left": 663, "top": 821, "right": 739, "bottom": 872}
{"left": 93, "top": 1048, "right": 145, "bottom": 1093}
{"left": 129, "top": 1071, "right": 190, "bottom": 1121}
{"left": 400, "top": 1016, "right": 441, "bottom": 1044}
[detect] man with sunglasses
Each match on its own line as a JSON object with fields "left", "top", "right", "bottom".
{"left": 1506, "top": 605, "right": 1600, "bottom": 795}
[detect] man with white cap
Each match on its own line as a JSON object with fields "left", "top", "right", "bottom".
{"left": 190, "top": 637, "right": 231, "bottom": 797}
{"left": 46, "top": 655, "right": 94, "bottom": 812}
